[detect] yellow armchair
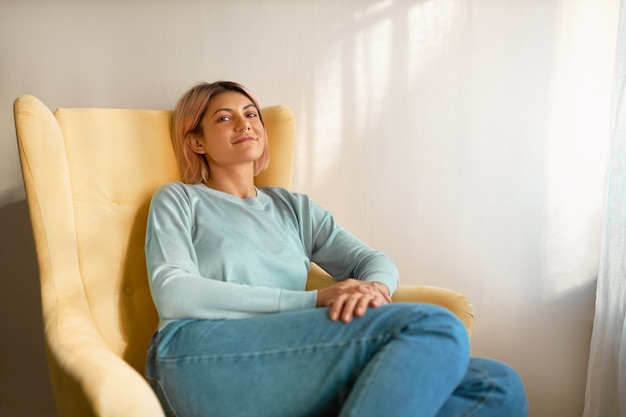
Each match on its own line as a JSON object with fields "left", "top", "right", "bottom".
{"left": 14, "top": 95, "right": 473, "bottom": 417}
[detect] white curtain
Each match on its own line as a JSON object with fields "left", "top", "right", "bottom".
{"left": 583, "top": 1, "right": 626, "bottom": 416}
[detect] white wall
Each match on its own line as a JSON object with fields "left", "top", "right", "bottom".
{"left": 0, "top": 1, "right": 619, "bottom": 416}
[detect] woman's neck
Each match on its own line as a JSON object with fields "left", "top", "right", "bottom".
{"left": 203, "top": 171, "right": 257, "bottom": 199}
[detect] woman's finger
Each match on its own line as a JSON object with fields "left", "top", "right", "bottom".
{"left": 341, "top": 294, "right": 374, "bottom": 323}
{"left": 354, "top": 295, "right": 372, "bottom": 318}
{"left": 341, "top": 294, "right": 363, "bottom": 323}
{"left": 329, "top": 295, "right": 346, "bottom": 321}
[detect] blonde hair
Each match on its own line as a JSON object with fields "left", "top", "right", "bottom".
{"left": 172, "top": 81, "right": 270, "bottom": 184}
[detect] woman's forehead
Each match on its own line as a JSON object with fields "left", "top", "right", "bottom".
{"left": 207, "top": 91, "right": 255, "bottom": 113}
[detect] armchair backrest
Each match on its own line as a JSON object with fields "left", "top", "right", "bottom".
{"left": 14, "top": 95, "right": 295, "bottom": 415}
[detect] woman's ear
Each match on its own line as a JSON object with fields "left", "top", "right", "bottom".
{"left": 187, "top": 134, "right": 206, "bottom": 155}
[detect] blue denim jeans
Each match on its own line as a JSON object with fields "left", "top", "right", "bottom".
{"left": 146, "top": 303, "right": 528, "bottom": 417}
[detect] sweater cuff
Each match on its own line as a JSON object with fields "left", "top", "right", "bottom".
{"left": 364, "top": 273, "right": 399, "bottom": 296}
{"left": 278, "top": 289, "right": 317, "bottom": 312}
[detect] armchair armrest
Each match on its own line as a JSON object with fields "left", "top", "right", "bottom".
{"left": 44, "top": 299, "right": 165, "bottom": 417}
{"left": 15, "top": 94, "right": 164, "bottom": 417}
{"left": 306, "top": 264, "right": 474, "bottom": 336}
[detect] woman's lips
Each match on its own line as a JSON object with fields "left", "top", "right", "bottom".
{"left": 234, "top": 136, "right": 256, "bottom": 144}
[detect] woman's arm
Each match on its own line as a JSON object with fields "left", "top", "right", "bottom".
{"left": 301, "top": 195, "right": 400, "bottom": 295}
{"left": 283, "top": 190, "right": 400, "bottom": 322}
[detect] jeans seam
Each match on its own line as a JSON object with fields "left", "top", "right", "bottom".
{"left": 458, "top": 365, "right": 497, "bottom": 417}
{"left": 146, "top": 374, "right": 178, "bottom": 417}
{"left": 157, "top": 333, "right": 392, "bottom": 364}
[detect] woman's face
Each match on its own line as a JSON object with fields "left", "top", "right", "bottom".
{"left": 191, "top": 91, "right": 265, "bottom": 171}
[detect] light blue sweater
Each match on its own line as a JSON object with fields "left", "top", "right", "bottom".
{"left": 146, "top": 182, "right": 399, "bottom": 330}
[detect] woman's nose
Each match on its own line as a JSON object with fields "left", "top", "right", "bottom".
{"left": 237, "top": 118, "right": 250, "bottom": 132}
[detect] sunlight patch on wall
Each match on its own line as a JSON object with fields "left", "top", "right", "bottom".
{"left": 354, "top": 17, "right": 392, "bottom": 135}
{"left": 540, "top": 0, "right": 618, "bottom": 300}
{"left": 407, "top": 0, "right": 462, "bottom": 86}
{"left": 296, "top": 41, "right": 344, "bottom": 194}
{"left": 354, "top": 0, "right": 393, "bottom": 21}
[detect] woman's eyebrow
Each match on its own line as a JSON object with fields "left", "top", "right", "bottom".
{"left": 211, "top": 103, "right": 256, "bottom": 117}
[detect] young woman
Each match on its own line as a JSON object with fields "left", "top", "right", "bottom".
{"left": 145, "top": 81, "right": 528, "bottom": 417}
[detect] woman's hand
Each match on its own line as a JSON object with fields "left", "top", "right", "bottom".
{"left": 316, "top": 279, "right": 392, "bottom": 323}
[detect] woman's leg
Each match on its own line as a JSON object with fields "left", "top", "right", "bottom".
{"left": 435, "top": 358, "right": 528, "bottom": 417}
{"left": 337, "top": 305, "right": 470, "bottom": 417}
{"left": 146, "top": 303, "right": 470, "bottom": 417}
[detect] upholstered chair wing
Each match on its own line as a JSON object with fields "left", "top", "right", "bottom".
{"left": 14, "top": 95, "right": 473, "bottom": 417}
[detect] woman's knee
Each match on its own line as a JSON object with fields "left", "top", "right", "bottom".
{"left": 373, "top": 303, "right": 470, "bottom": 361}
{"left": 398, "top": 303, "right": 469, "bottom": 343}
{"left": 469, "top": 357, "right": 529, "bottom": 417}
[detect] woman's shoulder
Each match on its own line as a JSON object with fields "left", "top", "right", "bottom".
{"left": 260, "top": 186, "right": 309, "bottom": 203}
{"left": 260, "top": 187, "right": 328, "bottom": 215}
{"left": 152, "top": 181, "right": 201, "bottom": 204}
{"left": 157, "top": 181, "right": 210, "bottom": 193}
{"left": 154, "top": 181, "right": 186, "bottom": 195}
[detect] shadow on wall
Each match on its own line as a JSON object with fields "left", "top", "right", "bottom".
{"left": 474, "top": 277, "right": 597, "bottom": 417}
{"left": 0, "top": 199, "right": 55, "bottom": 416}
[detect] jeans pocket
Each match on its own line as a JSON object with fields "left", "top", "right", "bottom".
{"left": 146, "top": 332, "right": 178, "bottom": 417}
{"left": 147, "top": 375, "right": 178, "bottom": 417}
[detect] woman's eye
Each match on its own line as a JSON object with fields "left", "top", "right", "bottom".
{"left": 246, "top": 112, "right": 258, "bottom": 118}
{"left": 218, "top": 116, "right": 231, "bottom": 122}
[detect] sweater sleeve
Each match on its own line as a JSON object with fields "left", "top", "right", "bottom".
{"left": 145, "top": 184, "right": 316, "bottom": 326}
{"left": 295, "top": 193, "right": 399, "bottom": 295}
